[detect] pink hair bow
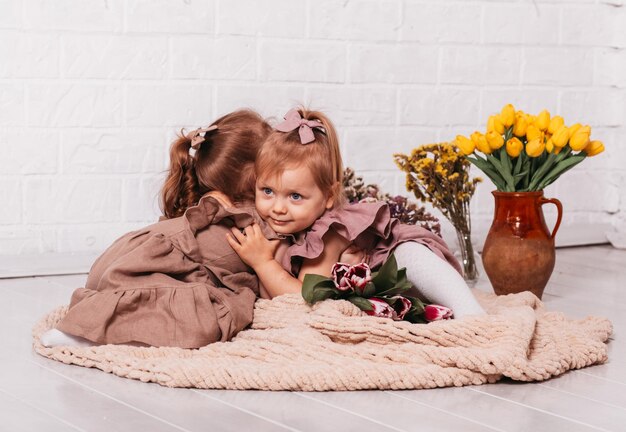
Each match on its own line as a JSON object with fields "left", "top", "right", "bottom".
{"left": 275, "top": 108, "right": 324, "bottom": 144}
{"left": 188, "top": 125, "right": 218, "bottom": 150}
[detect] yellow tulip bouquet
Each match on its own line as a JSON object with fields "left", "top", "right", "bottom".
{"left": 455, "top": 104, "right": 605, "bottom": 192}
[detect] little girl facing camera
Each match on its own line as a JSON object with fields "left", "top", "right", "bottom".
{"left": 227, "top": 108, "right": 484, "bottom": 318}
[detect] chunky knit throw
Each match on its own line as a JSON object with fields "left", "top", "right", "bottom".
{"left": 32, "top": 291, "right": 612, "bottom": 391}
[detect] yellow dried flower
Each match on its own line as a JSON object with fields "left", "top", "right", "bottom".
{"left": 394, "top": 142, "right": 481, "bottom": 238}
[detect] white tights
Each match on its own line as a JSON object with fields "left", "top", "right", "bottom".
{"left": 40, "top": 329, "right": 149, "bottom": 348}
{"left": 40, "top": 328, "right": 94, "bottom": 348}
{"left": 394, "top": 242, "right": 484, "bottom": 318}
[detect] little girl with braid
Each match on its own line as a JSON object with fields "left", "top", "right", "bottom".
{"left": 227, "top": 108, "right": 485, "bottom": 318}
{"left": 41, "top": 109, "right": 276, "bottom": 348}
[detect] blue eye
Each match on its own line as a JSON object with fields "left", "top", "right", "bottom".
{"left": 290, "top": 193, "right": 302, "bottom": 201}
{"left": 262, "top": 188, "right": 273, "bottom": 196}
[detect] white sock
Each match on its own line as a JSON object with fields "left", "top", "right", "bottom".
{"left": 40, "top": 329, "right": 95, "bottom": 348}
{"left": 394, "top": 242, "right": 485, "bottom": 319}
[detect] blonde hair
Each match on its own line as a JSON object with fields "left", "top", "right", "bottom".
{"left": 255, "top": 108, "right": 345, "bottom": 206}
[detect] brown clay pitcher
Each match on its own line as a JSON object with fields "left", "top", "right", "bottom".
{"left": 481, "top": 191, "right": 562, "bottom": 299}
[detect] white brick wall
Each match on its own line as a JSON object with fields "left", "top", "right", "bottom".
{"left": 0, "top": 0, "right": 624, "bottom": 256}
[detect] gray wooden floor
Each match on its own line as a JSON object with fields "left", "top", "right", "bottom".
{"left": 0, "top": 245, "right": 624, "bottom": 431}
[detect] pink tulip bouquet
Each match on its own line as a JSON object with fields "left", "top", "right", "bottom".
{"left": 301, "top": 254, "right": 453, "bottom": 323}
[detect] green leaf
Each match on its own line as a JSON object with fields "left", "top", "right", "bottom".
{"left": 513, "top": 170, "right": 529, "bottom": 189}
{"left": 486, "top": 154, "right": 515, "bottom": 191}
{"left": 521, "top": 155, "right": 531, "bottom": 190}
{"left": 301, "top": 274, "right": 338, "bottom": 304}
{"left": 527, "top": 152, "right": 557, "bottom": 191}
{"left": 310, "top": 287, "right": 340, "bottom": 303}
{"left": 302, "top": 273, "right": 331, "bottom": 287}
{"left": 499, "top": 146, "right": 513, "bottom": 178}
{"left": 376, "top": 281, "right": 414, "bottom": 297}
{"left": 361, "top": 281, "right": 376, "bottom": 298}
{"left": 536, "top": 153, "right": 587, "bottom": 190}
{"left": 513, "top": 154, "right": 523, "bottom": 177}
{"left": 403, "top": 307, "right": 427, "bottom": 324}
{"left": 514, "top": 169, "right": 529, "bottom": 180}
{"left": 555, "top": 146, "right": 572, "bottom": 163}
{"left": 527, "top": 146, "right": 572, "bottom": 191}
{"left": 347, "top": 296, "right": 374, "bottom": 311}
{"left": 467, "top": 156, "right": 506, "bottom": 190}
{"left": 396, "top": 267, "right": 408, "bottom": 286}
{"left": 371, "top": 253, "right": 398, "bottom": 290}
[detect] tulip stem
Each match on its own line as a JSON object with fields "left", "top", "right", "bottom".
{"left": 467, "top": 155, "right": 506, "bottom": 191}
{"left": 536, "top": 153, "right": 587, "bottom": 190}
{"left": 527, "top": 153, "right": 555, "bottom": 191}
{"left": 487, "top": 154, "right": 515, "bottom": 191}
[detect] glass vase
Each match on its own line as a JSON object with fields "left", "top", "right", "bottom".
{"left": 455, "top": 230, "right": 479, "bottom": 287}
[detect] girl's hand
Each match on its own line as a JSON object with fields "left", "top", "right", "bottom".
{"left": 228, "top": 226, "right": 302, "bottom": 298}
{"left": 226, "top": 223, "right": 279, "bottom": 269}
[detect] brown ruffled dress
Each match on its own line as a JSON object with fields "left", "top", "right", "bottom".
{"left": 56, "top": 195, "right": 275, "bottom": 349}
{"left": 280, "top": 201, "right": 461, "bottom": 276}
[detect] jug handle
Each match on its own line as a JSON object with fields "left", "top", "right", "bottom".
{"left": 539, "top": 197, "right": 563, "bottom": 240}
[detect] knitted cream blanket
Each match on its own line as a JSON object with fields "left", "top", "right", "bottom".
{"left": 32, "top": 291, "right": 612, "bottom": 391}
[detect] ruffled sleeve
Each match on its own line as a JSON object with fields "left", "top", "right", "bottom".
{"left": 280, "top": 201, "right": 461, "bottom": 276}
